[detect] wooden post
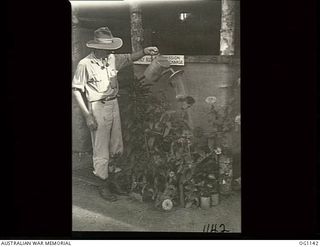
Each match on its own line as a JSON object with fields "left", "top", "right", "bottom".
{"left": 130, "top": 2, "right": 144, "bottom": 53}
{"left": 72, "top": 6, "right": 81, "bottom": 74}
{"left": 220, "top": 0, "right": 235, "bottom": 56}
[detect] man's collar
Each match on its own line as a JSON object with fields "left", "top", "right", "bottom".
{"left": 88, "top": 52, "right": 112, "bottom": 69}
{"left": 88, "top": 52, "right": 110, "bottom": 65}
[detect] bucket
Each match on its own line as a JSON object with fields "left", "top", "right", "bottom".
{"left": 144, "top": 55, "right": 170, "bottom": 82}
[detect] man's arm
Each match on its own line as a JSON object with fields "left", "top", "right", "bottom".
{"left": 72, "top": 89, "right": 98, "bottom": 131}
{"left": 72, "top": 89, "right": 90, "bottom": 117}
{"left": 131, "top": 47, "right": 159, "bottom": 61}
{"left": 72, "top": 61, "right": 98, "bottom": 131}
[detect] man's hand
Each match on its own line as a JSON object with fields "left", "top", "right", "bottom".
{"left": 143, "top": 47, "right": 159, "bottom": 56}
{"left": 131, "top": 46, "right": 159, "bottom": 61}
{"left": 86, "top": 113, "right": 98, "bottom": 131}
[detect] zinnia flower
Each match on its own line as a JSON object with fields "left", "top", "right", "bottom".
{"left": 177, "top": 138, "right": 184, "bottom": 143}
{"left": 205, "top": 96, "right": 217, "bottom": 105}
{"left": 162, "top": 199, "right": 173, "bottom": 211}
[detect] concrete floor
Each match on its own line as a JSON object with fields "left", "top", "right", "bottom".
{"left": 72, "top": 168, "right": 241, "bottom": 232}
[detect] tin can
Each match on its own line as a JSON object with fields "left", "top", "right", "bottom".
{"left": 200, "top": 196, "right": 211, "bottom": 209}
{"left": 211, "top": 193, "right": 219, "bottom": 206}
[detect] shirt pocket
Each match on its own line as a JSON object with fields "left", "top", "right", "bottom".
{"left": 89, "top": 71, "right": 109, "bottom": 93}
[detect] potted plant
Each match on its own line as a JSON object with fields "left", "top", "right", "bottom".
{"left": 199, "top": 186, "right": 211, "bottom": 209}
{"left": 206, "top": 173, "right": 219, "bottom": 206}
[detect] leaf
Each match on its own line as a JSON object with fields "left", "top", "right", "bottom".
{"left": 208, "top": 138, "right": 215, "bottom": 152}
{"left": 154, "top": 121, "right": 162, "bottom": 130}
{"left": 164, "top": 120, "right": 171, "bottom": 126}
{"left": 141, "top": 83, "right": 153, "bottom": 88}
{"left": 177, "top": 164, "right": 183, "bottom": 174}
{"left": 163, "top": 127, "right": 171, "bottom": 138}
{"left": 126, "top": 146, "right": 132, "bottom": 156}
{"left": 184, "top": 185, "right": 194, "bottom": 191}
{"left": 185, "top": 169, "right": 193, "bottom": 181}
{"left": 146, "top": 106, "right": 153, "bottom": 113}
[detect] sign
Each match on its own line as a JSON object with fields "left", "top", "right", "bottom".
{"left": 134, "top": 55, "right": 184, "bottom": 66}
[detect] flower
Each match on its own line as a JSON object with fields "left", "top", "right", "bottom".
{"left": 162, "top": 199, "right": 173, "bottom": 211}
{"left": 235, "top": 114, "right": 241, "bottom": 125}
{"left": 177, "top": 138, "right": 184, "bottom": 143}
{"left": 144, "top": 128, "right": 151, "bottom": 133}
{"left": 169, "top": 171, "right": 175, "bottom": 178}
{"left": 214, "top": 147, "right": 222, "bottom": 155}
{"left": 205, "top": 96, "right": 217, "bottom": 105}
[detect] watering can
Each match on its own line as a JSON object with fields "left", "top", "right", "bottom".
{"left": 143, "top": 55, "right": 191, "bottom": 103}
{"left": 164, "top": 68, "right": 186, "bottom": 100}
{"left": 143, "top": 55, "right": 171, "bottom": 82}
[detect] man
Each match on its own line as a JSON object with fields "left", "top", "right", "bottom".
{"left": 72, "top": 27, "right": 159, "bottom": 202}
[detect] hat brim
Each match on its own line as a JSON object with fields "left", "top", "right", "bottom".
{"left": 86, "top": 37, "right": 123, "bottom": 50}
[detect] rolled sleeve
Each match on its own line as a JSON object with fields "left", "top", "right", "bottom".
{"left": 115, "top": 54, "right": 133, "bottom": 71}
{"left": 72, "top": 62, "right": 88, "bottom": 92}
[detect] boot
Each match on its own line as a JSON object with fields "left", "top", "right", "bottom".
{"left": 108, "top": 173, "right": 128, "bottom": 196}
{"left": 98, "top": 179, "right": 117, "bottom": 202}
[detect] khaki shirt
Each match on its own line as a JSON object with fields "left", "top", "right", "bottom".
{"left": 72, "top": 52, "right": 132, "bottom": 102}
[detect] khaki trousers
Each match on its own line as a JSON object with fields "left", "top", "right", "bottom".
{"left": 89, "top": 98, "right": 123, "bottom": 180}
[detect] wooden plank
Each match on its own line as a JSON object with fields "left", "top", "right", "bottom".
{"left": 184, "top": 55, "right": 240, "bottom": 64}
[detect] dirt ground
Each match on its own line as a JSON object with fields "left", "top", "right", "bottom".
{"left": 72, "top": 168, "right": 241, "bottom": 232}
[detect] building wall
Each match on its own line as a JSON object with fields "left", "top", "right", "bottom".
{"left": 133, "top": 62, "right": 240, "bottom": 134}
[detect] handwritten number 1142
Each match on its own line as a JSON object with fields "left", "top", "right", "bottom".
{"left": 203, "top": 224, "right": 230, "bottom": 233}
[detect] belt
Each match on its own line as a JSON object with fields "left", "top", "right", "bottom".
{"left": 98, "top": 95, "right": 118, "bottom": 104}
